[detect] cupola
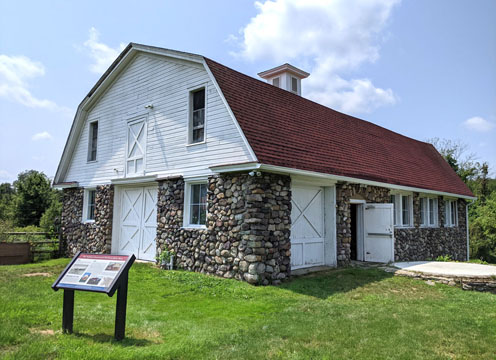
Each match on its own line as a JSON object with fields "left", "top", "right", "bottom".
{"left": 258, "top": 63, "right": 309, "bottom": 96}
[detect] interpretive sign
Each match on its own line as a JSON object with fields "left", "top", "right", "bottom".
{"left": 52, "top": 252, "right": 135, "bottom": 340}
{"left": 54, "top": 253, "right": 130, "bottom": 293}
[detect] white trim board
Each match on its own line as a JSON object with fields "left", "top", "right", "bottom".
{"left": 210, "top": 162, "right": 476, "bottom": 200}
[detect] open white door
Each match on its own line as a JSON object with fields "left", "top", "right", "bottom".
{"left": 363, "top": 203, "right": 394, "bottom": 263}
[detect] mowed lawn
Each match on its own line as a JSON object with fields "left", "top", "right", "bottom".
{"left": 1, "top": 260, "right": 495, "bottom": 360}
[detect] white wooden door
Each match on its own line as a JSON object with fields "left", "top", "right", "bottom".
{"left": 118, "top": 188, "right": 143, "bottom": 257}
{"left": 140, "top": 187, "right": 158, "bottom": 261}
{"left": 291, "top": 185, "right": 325, "bottom": 269}
{"left": 363, "top": 203, "right": 394, "bottom": 263}
{"left": 118, "top": 186, "right": 157, "bottom": 261}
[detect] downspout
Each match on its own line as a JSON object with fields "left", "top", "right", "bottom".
{"left": 466, "top": 201, "right": 473, "bottom": 261}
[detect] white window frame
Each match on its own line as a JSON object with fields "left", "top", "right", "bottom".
{"left": 187, "top": 85, "right": 207, "bottom": 146}
{"left": 83, "top": 188, "right": 96, "bottom": 223}
{"left": 183, "top": 179, "right": 208, "bottom": 229}
{"left": 125, "top": 116, "right": 147, "bottom": 177}
{"left": 420, "top": 196, "right": 438, "bottom": 227}
{"left": 87, "top": 120, "right": 99, "bottom": 163}
{"left": 444, "top": 199, "right": 458, "bottom": 227}
{"left": 272, "top": 77, "right": 280, "bottom": 88}
{"left": 390, "top": 192, "right": 413, "bottom": 227}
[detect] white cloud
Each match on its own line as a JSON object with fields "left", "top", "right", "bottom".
{"left": 32, "top": 131, "right": 53, "bottom": 141}
{"left": 463, "top": 116, "right": 495, "bottom": 132}
{"left": 0, "top": 170, "right": 14, "bottom": 182}
{"left": 83, "top": 27, "right": 126, "bottom": 74}
{"left": 0, "top": 54, "right": 71, "bottom": 114}
{"left": 232, "top": 0, "right": 400, "bottom": 114}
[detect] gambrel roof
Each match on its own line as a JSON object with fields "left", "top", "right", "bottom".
{"left": 205, "top": 58, "right": 473, "bottom": 198}
{"left": 55, "top": 43, "right": 473, "bottom": 198}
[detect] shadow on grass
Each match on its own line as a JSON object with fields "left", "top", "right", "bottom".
{"left": 280, "top": 267, "right": 394, "bottom": 299}
{"left": 73, "top": 332, "right": 153, "bottom": 347}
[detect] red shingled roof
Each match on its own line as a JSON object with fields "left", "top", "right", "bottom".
{"left": 205, "top": 58, "right": 473, "bottom": 198}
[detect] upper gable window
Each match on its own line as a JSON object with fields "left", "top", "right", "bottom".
{"left": 189, "top": 88, "right": 205, "bottom": 144}
{"left": 272, "top": 77, "right": 280, "bottom": 88}
{"left": 291, "top": 77, "right": 298, "bottom": 93}
{"left": 126, "top": 119, "right": 146, "bottom": 176}
{"left": 87, "top": 121, "right": 98, "bottom": 162}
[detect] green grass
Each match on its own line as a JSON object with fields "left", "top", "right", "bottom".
{"left": 1, "top": 260, "right": 495, "bottom": 359}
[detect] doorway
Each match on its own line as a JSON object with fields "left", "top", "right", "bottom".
{"left": 350, "top": 201, "right": 365, "bottom": 261}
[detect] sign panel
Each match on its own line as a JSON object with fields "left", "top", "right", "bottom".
{"left": 53, "top": 253, "right": 132, "bottom": 294}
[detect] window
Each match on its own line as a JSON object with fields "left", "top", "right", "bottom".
{"left": 291, "top": 77, "right": 298, "bottom": 93}
{"left": 190, "top": 88, "right": 205, "bottom": 144}
{"left": 391, "top": 194, "right": 412, "bottom": 227}
{"left": 420, "top": 197, "right": 438, "bottom": 227}
{"left": 272, "top": 77, "right": 280, "bottom": 87}
{"left": 87, "top": 121, "right": 98, "bottom": 162}
{"left": 445, "top": 199, "right": 458, "bottom": 227}
{"left": 126, "top": 119, "right": 146, "bottom": 176}
{"left": 84, "top": 189, "right": 96, "bottom": 222}
{"left": 184, "top": 182, "right": 207, "bottom": 227}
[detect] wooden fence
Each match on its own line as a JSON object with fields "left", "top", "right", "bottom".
{"left": 0, "top": 231, "right": 62, "bottom": 265}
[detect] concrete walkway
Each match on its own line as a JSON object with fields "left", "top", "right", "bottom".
{"left": 394, "top": 261, "right": 496, "bottom": 278}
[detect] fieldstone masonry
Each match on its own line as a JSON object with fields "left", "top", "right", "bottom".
{"left": 336, "top": 182, "right": 467, "bottom": 265}
{"left": 60, "top": 175, "right": 467, "bottom": 284}
{"left": 156, "top": 172, "right": 291, "bottom": 285}
{"left": 336, "top": 183, "right": 390, "bottom": 266}
{"left": 61, "top": 185, "right": 114, "bottom": 256}
{"left": 394, "top": 197, "right": 467, "bottom": 261}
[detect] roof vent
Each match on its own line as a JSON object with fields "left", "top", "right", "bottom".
{"left": 258, "top": 63, "right": 309, "bottom": 96}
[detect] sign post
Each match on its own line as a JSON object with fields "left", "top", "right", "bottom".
{"left": 52, "top": 252, "right": 135, "bottom": 340}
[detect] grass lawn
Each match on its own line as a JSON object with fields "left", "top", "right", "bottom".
{"left": 1, "top": 259, "right": 495, "bottom": 359}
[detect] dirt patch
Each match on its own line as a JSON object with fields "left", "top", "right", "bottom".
{"left": 22, "top": 272, "right": 51, "bottom": 277}
{"left": 29, "top": 328, "right": 56, "bottom": 335}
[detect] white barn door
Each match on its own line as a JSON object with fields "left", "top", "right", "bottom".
{"left": 363, "top": 203, "right": 394, "bottom": 263}
{"left": 117, "top": 186, "right": 157, "bottom": 261}
{"left": 291, "top": 185, "right": 325, "bottom": 269}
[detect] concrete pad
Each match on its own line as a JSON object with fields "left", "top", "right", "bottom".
{"left": 393, "top": 261, "right": 496, "bottom": 278}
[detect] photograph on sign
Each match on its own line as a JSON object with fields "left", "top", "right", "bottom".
{"left": 57, "top": 254, "right": 129, "bottom": 292}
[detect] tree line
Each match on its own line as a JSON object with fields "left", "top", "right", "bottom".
{"left": 429, "top": 138, "right": 496, "bottom": 262}
{"left": 0, "top": 170, "right": 61, "bottom": 234}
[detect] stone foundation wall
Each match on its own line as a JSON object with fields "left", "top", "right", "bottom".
{"left": 156, "top": 172, "right": 291, "bottom": 285}
{"left": 61, "top": 185, "right": 114, "bottom": 256}
{"left": 394, "top": 198, "right": 467, "bottom": 261}
{"left": 336, "top": 183, "right": 391, "bottom": 266}
{"left": 336, "top": 183, "right": 468, "bottom": 264}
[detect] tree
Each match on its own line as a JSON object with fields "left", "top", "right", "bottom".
{"left": 13, "top": 170, "right": 53, "bottom": 227}
{"left": 40, "top": 190, "right": 62, "bottom": 233}
{"left": 469, "top": 191, "right": 496, "bottom": 263}
{"left": 427, "top": 138, "right": 479, "bottom": 183}
{"left": 0, "top": 182, "right": 15, "bottom": 221}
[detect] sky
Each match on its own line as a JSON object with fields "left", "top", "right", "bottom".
{"left": 0, "top": 0, "right": 495, "bottom": 183}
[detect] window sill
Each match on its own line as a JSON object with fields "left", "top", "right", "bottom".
{"left": 420, "top": 225, "right": 439, "bottom": 228}
{"left": 87, "top": 160, "right": 98, "bottom": 164}
{"left": 83, "top": 219, "right": 95, "bottom": 224}
{"left": 182, "top": 225, "right": 207, "bottom": 230}
{"left": 394, "top": 225, "right": 414, "bottom": 229}
{"left": 186, "top": 141, "right": 206, "bottom": 147}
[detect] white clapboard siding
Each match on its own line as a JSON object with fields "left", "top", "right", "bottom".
{"left": 65, "top": 53, "right": 254, "bottom": 186}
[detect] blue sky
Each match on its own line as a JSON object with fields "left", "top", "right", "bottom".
{"left": 0, "top": 0, "right": 494, "bottom": 183}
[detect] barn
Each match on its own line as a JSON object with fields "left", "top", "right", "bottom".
{"left": 54, "top": 43, "right": 474, "bottom": 285}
